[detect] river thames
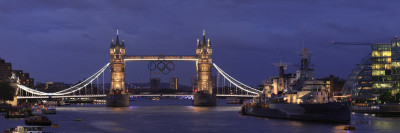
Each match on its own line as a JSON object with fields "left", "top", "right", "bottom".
{"left": 1, "top": 99, "right": 400, "bottom": 133}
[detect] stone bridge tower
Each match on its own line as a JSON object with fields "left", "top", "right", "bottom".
{"left": 107, "top": 30, "right": 129, "bottom": 107}
{"left": 194, "top": 30, "right": 216, "bottom": 106}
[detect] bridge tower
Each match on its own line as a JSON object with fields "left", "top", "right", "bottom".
{"left": 193, "top": 30, "right": 216, "bottom": 106}
{"left": 106, "top": 30, "right": 129, "bottom": 107}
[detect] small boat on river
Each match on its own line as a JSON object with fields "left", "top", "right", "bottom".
{"left": 152, "top": 97, "right": 161, "bottom": 101}
{"left": 25, "top": 116, "right": 52, "bottom": 126}
{"left": 5, "top": 107, "right": 30, "bottom": 119}
{"left": 43, "top": 106, "right": 56, "bottom": 114}
{"left": 4, "top": 126, "right": 50, "bottom": 133}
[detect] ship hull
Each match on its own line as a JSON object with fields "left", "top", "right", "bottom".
{"left": 242, "top": 102, "right": 350, "bottom": 123}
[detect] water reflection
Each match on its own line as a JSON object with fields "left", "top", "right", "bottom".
{"left": 287, "top": 121, "right": 303, "bottom": 127}
{"left": 110, "top": 107, "right": 130, "bottom": 113}
{"left": 90, "top": 121, "right": 126, "bottom": 132}
{"left": 2, "top": 99, "right": 400, "bottom": 133}
{"left": 191, "top": 107, "right": 212, "bottom": 113}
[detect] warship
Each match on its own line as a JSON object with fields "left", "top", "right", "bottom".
{"left": 241, "top": 48, "right": 350, "bottom": 123}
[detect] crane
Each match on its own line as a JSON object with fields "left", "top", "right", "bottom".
{"left": 332, "top": 40, "right": 376, "bottom": 45}
{"left": 332, "top": 35, "right": 397, "bottom": 46}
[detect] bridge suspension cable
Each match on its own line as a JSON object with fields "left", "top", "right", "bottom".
{"left": 17, "top": 63, "right": 259, "bottom": 97}
{"left": 17, "top": 63, "right": 110, "bottom": 96}
{"left": 212, "top": 63, "right": 261, "bottom": 95}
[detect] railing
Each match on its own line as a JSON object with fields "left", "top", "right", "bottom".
{"left": 16, "top": 94, "right": 257, "bottom": 99}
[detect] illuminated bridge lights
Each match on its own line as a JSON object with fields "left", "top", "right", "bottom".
{"left": 16, "top": 63, "right": 261, "bottom": 99}
{"left": 17, "top": 94, "right": 257, "bottom": 99}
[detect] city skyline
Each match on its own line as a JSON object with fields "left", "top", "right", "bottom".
{"left": 3, "top": 1, "right": 400, "bottom": 132}
{"left": 1, "top": 1, "right": 399, "bottom": 86}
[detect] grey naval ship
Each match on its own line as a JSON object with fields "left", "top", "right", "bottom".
{"left": 241, "top": 48, "right": 350, "bottom": 123}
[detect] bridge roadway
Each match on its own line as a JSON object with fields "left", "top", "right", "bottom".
{"left": 124, "top": 55, "right": 198, "bottom": 62}
{"left": 16, "top": 94, "right": 258, "bottom": 99}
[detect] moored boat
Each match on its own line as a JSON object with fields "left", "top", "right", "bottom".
{"left": 4, "top": 126, "right": 50, "bottom": 133}
{"left": 152, "top": 96, "right": 161, "bottom": 101}
{"left": 241, "top": 47, "right": 351, "bottom": 123}
{"left": 242, "top": 101, "right": 350, "bottom": 123}
{"left": 43, "top": 106, "right": 56, "bottom": 114}
{"left": 32, "top": 108, "right": 43, "bottom": 116}
{"left": 226, "top": 97, "right": 242, "bottom": 104}
{"left": 5, "top": 107, "right": 30, "bottom": 119}
{"left": 25, "top": 116, "right": 52, "bottom": 126}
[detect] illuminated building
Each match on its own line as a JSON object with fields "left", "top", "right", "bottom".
{"left": 12, "top": 70, "right": 34, "bottom": 88}
{"left": 150, "top": 78, "right": 161, "bottom": 91}
{"left": 1, "top": 58, "right": 34, "bottom": 97}
{"left": 343, "top": 54, "right": 372, "bottom": 100}
{"left": 170, "top": 77, "right": 178, "bottom": 90}
{"left": 390, "top": 37, "right": 400, "bottom": 94}
{"left": 0, "top": 58, "right": 12, "bottom": 82}
{"left": 371, "top": 43, "right": 392, "bottom": 93}
{"left": 195, "top": 30, "right": 213, "bottom": 94}
{"left": 45, "top": 82, "right": 67, "bottom": 92}
{"left": 345, "top": 36, "right": 400, "bottom": 101}
{"left": 318, "top": 75, "right": 345, "bottom": 96}
{"left": 109, "top": 30, "right": 126, "bottom": 95}
{"left": 107, "top": 30, "right": 129, "bottom": 107}
{"left": 191, "top": 77, "right": 197, "bottom": 91}
{"left": 370, "top": 37, "right": 400, "bottom": 94}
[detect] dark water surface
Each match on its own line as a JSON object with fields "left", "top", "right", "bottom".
{"left": 2, "top": 99, "right": 400, "bottom": 133}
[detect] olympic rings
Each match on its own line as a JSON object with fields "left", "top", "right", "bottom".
{"left": 166, "top": 62, "right": 175, "bottom": 70}
{"left": 157, "top": 62, "right": 166, "bottom": 70}
{"left": 148, "top": 61, "right": 175, "bottom": 75}
{"left": 162, "top": 68, "right": 170, "bottom": 74}
{"left": 153, "top": 67, "right": 161, "bottom": 75}
{"left": 148, "top": 62, "right": 157, "bottom": 71}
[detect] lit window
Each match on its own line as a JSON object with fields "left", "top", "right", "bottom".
{"left": 372, "top": 70, "right": 385, "bottom": 76}
{"left": 372, "top": 51, "right": 391, "bottom": 57}
{"left": 373, "top": 83, "right": 392, "bottom": 88}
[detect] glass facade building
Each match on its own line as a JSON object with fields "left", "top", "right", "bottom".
{"left": 371, "top": 43, "right": 392, "bottom": 92}
{"left": 345, "top": 37, "right": 400, "bottom": 100}
{"left": 391, "top": 37, "right": 400, "bottom": 94}
{"left": 370, "top": 37, "right": 400, "bottom": 94}
{"left": 343, "top": 54, "right": 372, "bottom": 99}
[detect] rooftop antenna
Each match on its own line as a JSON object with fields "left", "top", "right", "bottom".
{"left": 298, "top": 41, "right": 310, "bottom": 59}
{"left": 273, "top": 51, "right": 290, "bottom": 78}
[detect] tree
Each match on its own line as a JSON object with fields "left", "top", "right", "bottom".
{"left": 379, "top": 91, "right": 395, "bottom": 103}
{"left": 395, "top": 93, "right": 400, "bottom": 103}
{"left": 0, "top": 82, "right": 16, "bottom": 103}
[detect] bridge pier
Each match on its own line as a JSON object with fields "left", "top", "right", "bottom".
{"left": 193, "top": 91, "right": 216, "bottom": 106}
{"left": 106, "top": 94, "right": 129, "bottom": 107}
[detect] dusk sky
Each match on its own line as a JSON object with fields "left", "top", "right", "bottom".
{"left": 1, "top": 0, "right": 399, "bottom": 86}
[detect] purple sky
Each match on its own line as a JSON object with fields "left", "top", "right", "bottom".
{"left": 1, "top": 0, "right": 399, "bottom": 86}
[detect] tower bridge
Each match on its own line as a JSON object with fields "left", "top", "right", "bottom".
{"left": 15, "top": 30, "right": 262, "bottom": 107}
